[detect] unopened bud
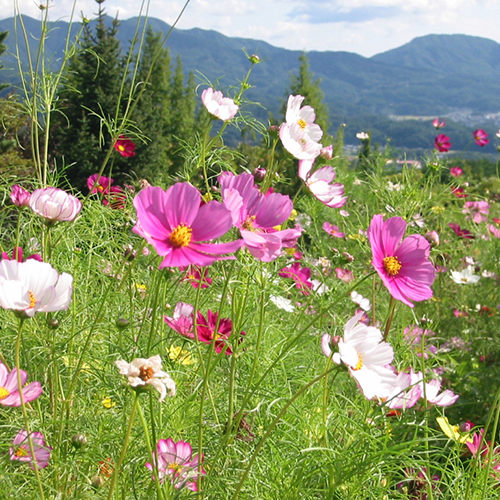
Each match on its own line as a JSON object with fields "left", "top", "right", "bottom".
{"left": 71, "top": 433, "right": 88, "bottom": 449}
{"left": 252, "top": 167, "right": 266, "bottom": 183}
{"left": 459, "top": 421, "right": 474, "bottom": 433}
{"left": 116, "top": 318, "right": 129, "bottom": 329}
{"left": 47, "top": 318, "right": 59, "bottom": 329}
{"left": 268, "top": 125, "right": 279, "bottom": 137}
{"left": 91, "top": 476, "right": 105, "bottom": 490}
{"left": 249, "top": 54, "right": 260, "bottom": 64}
{"left": 320, "top": 145, "right": 333, "bottom": 160}
{"left": 123, "top": 245, "right": 137, "bottom": 262}
{"left": 424, "top": 231, "right": 440, "bottom": 247}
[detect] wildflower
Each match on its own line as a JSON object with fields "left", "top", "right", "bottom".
{"left": 463, "top": 201, "right": 490, "bottom": 224}
{"left": 339, "top": 209, "right": 350, "bottom": 217}
{"left": 269, "top": 295, "right": 295, "bottom": 312}
{"left": 367, "top": 215, "right": 435, "bottom": 307}
{"left": 278, "top": 262, "right": 313, "bottom": 295}
{"left": 385, "top": 371, "right": 421, "bottom": 410}
{"left": 432, "top": 118, "right": 445, "bottom": 129}
{"left": 102, "top": 186, "right": 127, "bottom": 210}
{"left": 164, "top": 303, "right": 195, "bottom": 337}
{"left": 146, "top": 438, "right": 205, "bottom": 491}
{"left": 335, "top": 267, "right": 354, "bottom": 283}
{"left": 10, "top": 430, "right": 52, "bottom": 469}
{"left": 284, "top": 94, "right": 323, "bottom": 143}
{"left": 323, "top": 222, "right": 345, "bottom": 238}
{"left": 182, "top": 266, "right": 212, "bottom": 288}
{"left": 350, "top": 291, "right": 371, "bottom": 311}
{"left": 451, "top": 266, "right": 480, "bottom": 284}
{"left": 488, "top": 224, "right": 500, "bottom": 238}
{"left": 451, "top": 186, "right": 468, "bottom": 198}
{"left": 449, "top": 167, "right": 463, "bottom": 177}
{"left": 0, "top": 362, "right": 42, "bottom": 407}
{"left": 329, "top": 312, "right": 397, "bottom": 400}
{"left": 168, "top": 346, "right": 194, "bottom": 366}
{"left": 1, "top": 247, "right": 42, "bottom": 262}
{"left": 448, "top": 222, "right": 474, "bottom": 239}
{"left": 397, "top": 467, "right": 440, "bottom": 499}
{"left": 404, "top": 325, "right": 437, "bottom": 359}
{"left": 473, "top": 129, "right": 489, "bottom": 147}
{"left": 87, "top": 174, "right": 113, "bottom": 194}
{"left": 437, "top": 416, "right": 472, "bottom": 444}
{"left": 423, "top": 231, "right": 439, "bottom": 247}
{"left": 201, "top": 87, "right": 239, "bottom": 121}
{"left": 298, "top": 159, "right": 347, "bottom": 208}
{"left": 0, "top": 259, "right": 73, "bottom": 318}
{"left": 434, "top": 134, "right": 451, "bottom": 152}
{"left": 320, "top": 145, "right": 333, "bottom": 160}
{"left": 101, "top": 397, "right": 116, "bottom": 408}
{"left": 453, "top": 309, "right": 468, "bottom": 318}
{"left": 356, "top": 132, "right": 369, "bottom": 140}
{"left": 29, "top": 187, "right": 82, "bottom": 222}
{"left": 252, "top": 166, "right": 266, "bottom": 182}
{"left": 132, "top": 183, "right": 242, "bottom": 268}
{"left": 115, "top": 355, "right": 176, "bottom": 401}
{"left": 11, "top": 185, "right": 31, "bottom": 207}
{"left": 114, "top": 135, "right": 136, "bottom": 157}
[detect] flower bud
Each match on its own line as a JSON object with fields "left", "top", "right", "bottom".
{"left": 268, "top": 125, "right": 280, "bottom": 137}
{"left": 11, "top": 185, "right": 31, "bottom": 207}
{"left": 248, "top": 54, "right": 260, "bottom": 64}
{"left": 116, "top": 318, "right": 129, "bottom": 329}
{"left": 47, "top": 318, "right": 59, "bottom": 329}
{"left": 252, "top": 167, "right": 266, "bottom": 183}
{"left": 459, "top": 421, "right": 474, "bottom": 433}
{"left": 71, "top": 433, "right": 88, "bottom": 449}
{"left": 320, "top": 145, "right": 333, "bottom": 160}
{"left": 91, "top": 476, "right": 105, "bottom": 490}
{"left": 424, "top": 231, "right": 440, "bottom": 247}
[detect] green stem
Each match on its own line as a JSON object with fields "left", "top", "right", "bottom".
{"left": 383, "top": 295, "right": 397, "bottom": 341}
{"left": 107, "top": 393, "right": 139, "bottom": 500}
{"left": 15, "top": 318, "right": 46, "bottom": 500}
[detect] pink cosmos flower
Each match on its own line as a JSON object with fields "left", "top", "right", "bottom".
{"left": 0, "top": 259, "right": 73, "bottom": 318}
{"left": 87, "top": 174, "right": 114, "bottom": 194}
{"left": 367, "top": 215, "right": 435, "bottom": 308}
{"left": 463, "top": 201, "right": 490, "bottom": 224}
{"left": 434, "top": 134, "right": 451, "bottom": 152}
{"left": 488, "top": 224, "right": 500, "bottom": 238}
{"left": 11, "top": 185, "right": 31, "bottom": 207}
{"left": 278, "top": 262, "right": 313, "bottom": 295}
{"left": 335, "top": 267, "right": 354, "bottom": 283}
{"left": 0, "top": 362, "right": 42, "bottom": 406}
{"left": 323, "top": 222, "right": 345, "bottom": 238}
{"left": 473, "top": 129, "right": 489, "bottom": 147}
{"left": 320, "top": 145, "right": 333, "bottom": 160}
{"left": 448, "top": 222, "right": 474, "bottom": 239}
{"left": 164, "top": 303, "right": 194, "bottom": 337}
{"left": 132, "top": 183, "right": 242, "bottom": 268}
{"left": 298, "top": 159, "right": 347, "bottom": 208}
{"left": 218, "top": 172, "right": 301, "bottom": 262}
{"left": 410, "top": 370, "right": 459, "bottom": 406}
{"left": 146, "top": 438, "right": 205, "bottom": 491}
{"left": 114, "top": 135, "right": 136, "bottom": 157}
{"left": 432, "top": 118, "right": 445, "bottom": 129}
{"left": 201, "top": 87, "right": 239, "bottom": 121}
{"left": 452, "top": 186, "right": 468, "bottom": 198}
{"left": 29, "top": 187, "right": 82, "bottom": 222}
{"left": 182, "top": 266, "right": 212, "bottom": 288}
{"left": 449, "top": 167, "right": 463, "bottom": 177}
{"left": 10, "top": 429, "right": 52, "bottom": 469}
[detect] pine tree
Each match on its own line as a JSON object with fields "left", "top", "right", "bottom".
{"left": 51, "top": 0, "right": 124, "bottom": 191}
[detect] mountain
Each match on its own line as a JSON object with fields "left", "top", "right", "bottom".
{"left": 0, "top": 16, "right": 499, "bottom": 151}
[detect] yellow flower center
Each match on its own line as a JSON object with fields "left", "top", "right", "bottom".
{"left": 241, "top": 215, "right": 256, "bottom": 231}
{"left": 0, "top": 387, "right": 10, "bottom": 399}
{"left": 118, "top": 145, "right": 125, "bottom": 152}
{"left": 168, "top": 462, "right": 182, "bottom": 473}
{"left": 170, "top": 224, "right": 193, "bottom": 247}
{"left": 297, "top": 118, "right": 307, "bottom": 129}
{"left": 28, "top": 291, "right": 36, "bottom": 309}
{"left": 383, "top": 256, "right": 402, "bottom": 276}
{"left": 352, "top": 353, "right": 363, "bottom": 371}
{"left": 14, "top": 447, "right": 28, "bottom": 457}
{"left": 139, "top": 365, "right": 154, "bottom": 382}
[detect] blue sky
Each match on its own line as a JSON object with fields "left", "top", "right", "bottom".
{"left": 2, "top": 0, "right": 500, "bottom": 57}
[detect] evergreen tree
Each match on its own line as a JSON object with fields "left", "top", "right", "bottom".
{"left": 51, "top": 0, "right": 124, "bottom": 191}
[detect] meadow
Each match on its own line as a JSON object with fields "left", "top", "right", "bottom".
{"left": 1, "top": 2, "right": 500, "bottom": 499}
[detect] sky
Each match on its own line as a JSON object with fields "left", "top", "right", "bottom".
{"left": 1, "top": 0, "right": 500, "bottom": 57}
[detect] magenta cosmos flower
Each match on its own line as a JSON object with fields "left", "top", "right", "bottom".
{"left": 323, "top": 221, "right": 345, "bottom": 238}
{"left": 133, "top": 183, "right": 242, "bottom": 268}
{"left": 87, "top": 174, "right": 114, "bottom": 194}
{"left": 473, "top": 129, "right": 489, "bottom": 146}
{"left": 0, "top": 361, "right": 42, "bottom": 407}
{"left": 201, "top": 87, "right": 239, "bottom": 121}
{"left": 434, "top": 134, "right": 451, "bottom": 152}
{"left": 367, "top": 215, "right": 436, "bottom": 307}
{"left": 278, "top": 262, "right": 313, "bottom": 295}
{"left": 449, "top": 167, "right": 463, "bottom": 177}
{"left": 432, "top": 118, "right": 445, "bottom": 129}
{"left": 11, "top": 185, "right": 31, "bottom": 207}
{"left": 29, "top": 187, "right": 82, "bottom": 222}
{"left": 114, "top": 135, "right": 136, "bottom": 157}
{"left": 146, "top": 438, "right": 205, "bottom": 491}
{"left": 10, "top": 429, "right": 52, "bottom": 469}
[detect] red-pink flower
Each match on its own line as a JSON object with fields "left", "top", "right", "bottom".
{"left": 278, "top": 262, "right": 313, "bottom": 295}
{"left": 114, "top": 135, "right": 136, "bottom": 157}
{"left": 323, "top": 222, "right": 345, "bottom": 238}
{"left": 11, "top": 185, "right": 31, "bottom": 207}
{"left": 432, "top": 118, "right": 445, "bottom": 129}
{"left": 449, "top": 167, "right": 463, "bottom": 177}
{"left": 132, "top": 183, "right": 242, "bottom": 268}
{"left": 367, "top": 215, "right": 435, "bottom": 307}
{"left": 181, "top": 266, "right": 212, "bottom": 288}
{"left": 87, "top": 174, "right": 114, "bottom": 194}
{"left": 0, "top": 362, "right": 42, "bottom": 407}
{"left": 10, "top": 429, "right": 51, "bottom": 469}
{"left": 434, "top": 134, "right": 451, "bottom": 152}
{"left": 146, "top": 438, "right": 205, "bottom": 491}
{"left": 1, "top": 247, "right": 42, "bottom": 262}
{"left": 102, "top": 186, "right": 127, "bottom": 210}
{"left": 452, "top": 186, "right": 468, "bottom": 198}
{"left": 473, "top": 129, "right": 489, "bottom": 147}
{"left": 448, "top": 223, "right": 474, "bottom": 239}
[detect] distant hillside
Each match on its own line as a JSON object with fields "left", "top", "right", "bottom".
{"left": 0, "top": 16, "right": 499, "bottom": 151}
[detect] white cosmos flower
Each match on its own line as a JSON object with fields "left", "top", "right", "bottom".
{"left": 0, "top": 259, "right": 73, "bottom": 317}
{"left": 335, "top": 313, "right": 397, "bottom": 400}
{"left": 279, "top": 122, "right": 322, "bottom": 161}
{"left": 450, "top": 266, "right": 480, "bottom": 284}
{"left": 115, "top": 355, "right": 176, "bottom": 402}
{"left": 269, "top": 295, "right": 295, "bottom": 312}
{"left": 284, "top": 95, "right": 323, "bottom": 143}
{"left": 350, "top": 291, "right": 371, "bottom": 311}
{"left": 201, "top": 87, "right": 239, "bottom": 121}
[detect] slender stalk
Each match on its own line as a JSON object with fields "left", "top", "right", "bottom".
{"left": 107, "top": 393, "right": 139, "bottom": 500}
{"left": 383, "top": 295, "right": 397, "bottom": 341}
